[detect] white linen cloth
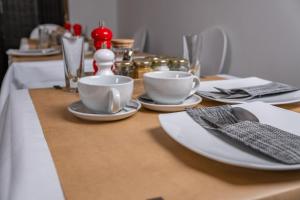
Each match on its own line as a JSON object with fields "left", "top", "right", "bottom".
{"left": 0, "top": 89, "right": 64, "bottom": 200}
{"left": 0, "top": 59, "right": 93, "bottom": 115}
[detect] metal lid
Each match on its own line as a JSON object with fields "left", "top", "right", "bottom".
{"left": 115, "top": 61, "right": 133, "bottom": 69}
{"left": 134, "top": 59, "right": 151, "bottom": 67}
{"left": 169, "top": 58, "right": 189, "bottom": 65}
{"left": 147, "top": 56, "right": 169, "bottom": 66}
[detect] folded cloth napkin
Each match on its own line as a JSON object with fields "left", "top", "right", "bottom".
{"left": 198, "top": 82, "right": 298, "bottom": 100}
{"left": 186, "top": 106, "right": 300, "bottom": 164}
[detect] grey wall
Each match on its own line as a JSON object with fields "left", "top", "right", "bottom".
{"left": 68, "top": 0, "right": 118, "bottom": 37}
{"left": 118, "top": 0, "right": 300, "bottom": 86}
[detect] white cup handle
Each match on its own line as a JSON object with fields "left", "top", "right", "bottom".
{"left": 189, "top": 76, "right": 201, "bottom": 96}
{"left": 108, "top": 88, "right": 121, "bottom": 113}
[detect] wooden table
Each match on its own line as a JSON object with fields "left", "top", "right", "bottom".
{"left": 29, "top": 77, "right": 300, "bottom": 200}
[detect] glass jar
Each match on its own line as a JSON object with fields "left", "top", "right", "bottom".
{"left": 111, "top": 39, "right": 134, "bottom": 61}
{"left": 149, "top": 56, "right": 170, "bottom": 71}
{"left": 169, "top": 58, "right": 189, "bottom": 72}
{"left": 114, "top": 61, "right": 135, "bottom": 78}
{"left": 134, "top": 59, "right": 153, "bottom": 78}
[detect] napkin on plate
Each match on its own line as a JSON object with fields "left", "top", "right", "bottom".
{"left": 198, "top": 81, "right": 298, "bottom": 100}
{"left": 186, "top": 106, "right": 300, "bottom": 164}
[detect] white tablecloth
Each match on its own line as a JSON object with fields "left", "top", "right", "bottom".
{"left": 0, "top": 89, "right": 64, "bottom": 200}
{"left": 0, "top": 59, "right": 93, "bottom": 116}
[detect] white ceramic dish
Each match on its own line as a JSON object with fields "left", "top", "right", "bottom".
{"left": 68, "top": 100, "right": 141, "bottom": 121}
{"left": 78, "top": 75, "right": 133, "bottom": 114}
{"left": 143, "top": 71, "right": 200, "bottom": 104}
{"left": 198, "top": 77, "right": 300, "bottom": 105}
{"left": 159, "top": 102, "right": 300, "bottom": 170}
{"left": 7, "top": 48, "right": 61, "bottom": 57}
{"left": 138, "top": 94, "right": 202, "bottom": 112}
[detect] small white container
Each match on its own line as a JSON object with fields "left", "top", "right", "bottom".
{"left": 94, "top": 48, "right": 115, "bottom": 76}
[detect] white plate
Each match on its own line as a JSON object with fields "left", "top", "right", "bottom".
{"left": 7, "top": 48, "right": 61, "bottom": 57}
{"left": 198, "top": 77, "right": 300, "bottom": 105}
{"left": 68, "top": 100, "right": 141, "bottom": 121}
{"left": 138, "top": 94, "right": 202, "bottom": 112}
{"left": 159, "top": 102, "right": 300, "bottom": 170}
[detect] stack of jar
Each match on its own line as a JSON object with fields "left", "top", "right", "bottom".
{"left": 148, "top": 56, "right": 170, "bottom": 71}
{"left": 168, "top": 57, "right": 190, "bottom": 72}
{"left": 114, "top": 56, "right": 190, "bottom": 79}
{"left": 114, "top": 61, "right": 135, "bottom": 78}
{"left": 133, "top": 59, "right": 153, "bottom": 78}
{"left": 114, "top": 59, "right": 153, "bottom": 79}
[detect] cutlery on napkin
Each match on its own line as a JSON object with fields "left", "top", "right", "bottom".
{"left": 138, "top": 93, "right": 194, "bottom": 104}
{"left": 198, "top": 82, "right": 298, "bottom": 100}
{"left": 186, "top": 106, "right": 300, "bottom": 164}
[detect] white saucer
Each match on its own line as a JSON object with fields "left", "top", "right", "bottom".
{"left": 138, "top": 94, "right": 202, "bottom": 112}
{"left": 68, "top": 100, "right": 141, "bottom": 121}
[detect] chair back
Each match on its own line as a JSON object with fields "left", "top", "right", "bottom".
{"left": 133, "top": 27, "right": 147, "bottom": 51}
{"left": 183, "top": 26, "right": 227, "bottom": 76}
{"left": 29, "top": 24, "right": 61, "bottom": 39}
{"left": 199, "top": 27, "right": 227, "bottom": 75}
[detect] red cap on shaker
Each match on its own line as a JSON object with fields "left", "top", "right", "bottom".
{"left": 91, "top": 20, "right": 113, "bottom": 50}
{"left": 64, "top": 22, "right": 71, "bottom": 31}
{"left": 73, "top": 23, "right": 82, "bottom": 36}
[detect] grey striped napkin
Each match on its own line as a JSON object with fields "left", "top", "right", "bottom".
{"left": 186, "top": 106, "right": 300, "bottom": 164}
{"left": 198, "top": 82, "right": 298, "bottom": 100}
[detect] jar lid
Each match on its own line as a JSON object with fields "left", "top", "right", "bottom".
{"left": 115, "top": 61, "right": 132, "bottom": 66}
{"left": 134, "top": 59, "right": 151, "bottom": 66}
{"left": 169, "top": 58, "right": 189, "bottom": 65}
{"left": 179, "top": 58, "right": 189, "bottom": 64}
{"left": 115, "top": 61, "right": 133, "bottom": 70}
{"left": 148, "top": 57, "right": 169, "bottom": 66}
{"left": 159, "top": 58, "right": 169, "bottom": 64}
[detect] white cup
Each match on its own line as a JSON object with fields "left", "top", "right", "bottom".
{"left": 143, "top": 71, "right": 200, "bottom": 104}
{"left": 78, "top": 75, "right": 133, "bottom": 113}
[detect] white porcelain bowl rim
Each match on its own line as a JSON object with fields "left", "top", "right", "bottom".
{"left": 79, "top": 75, "right": 133, "bottom": 86}
{"left": 144, "top": 71, "right": 194, "bottom": 80}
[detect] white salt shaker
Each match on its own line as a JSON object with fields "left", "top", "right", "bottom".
{"left": 94, "top": 48, "right": 115, "bottom": 76}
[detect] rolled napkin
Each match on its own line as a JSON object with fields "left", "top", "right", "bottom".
{"left": 186, "top": 106, "right": 300, "bottom": 164}
{"left": 198, "top": 82, "right": 298, "bottom": 100}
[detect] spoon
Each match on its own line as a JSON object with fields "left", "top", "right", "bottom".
{"left": 53, "top": 85, "right": 63, "bottom": 90}
{"left": 200, "top": 107, "right": 259, "bottom": 129}
{"left": 138, "top": 93, "right": 193, "bottom": 104}
{"left": 231, "top": 107, "right": 259, "bottom": 122}
{"left": 122, "top": 101, "right": 139, "bottom": 112}
{"left": 214, "top": 87, "right": 233, "bottom": 95}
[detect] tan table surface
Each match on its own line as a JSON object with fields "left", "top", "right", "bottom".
{"left": 29, "top": 76, "right": 300, "bottom": 200}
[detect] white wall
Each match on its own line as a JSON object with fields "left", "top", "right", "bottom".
{"left": 68, "top": 0, "right": 118, "bottom": 37}
{"left": 118, "top": 0, "right": 300, "bottom": 86}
